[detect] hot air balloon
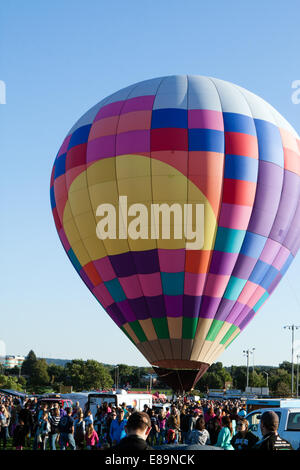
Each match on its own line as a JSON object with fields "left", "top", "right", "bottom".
{"left": 50, "top": 75, "right": 300, "bottom": 393}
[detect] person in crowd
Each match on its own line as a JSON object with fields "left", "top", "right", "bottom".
{"left": 0, "top": 404, "right": 10, "bottom": 449}
{"left": 187, "top": 416, "right": 210, "bottom": 446}
{"left": 74, "top": 412, "right": 86, "bottom": 450}
{"left": 18, "top": 401, "right": 33, "bottom": 445}
{"left": 180, "top": 406, "right": 190, "bottom": 444}
{"left": 148, "top": 408, "right": 160, "bottom": 446}
{"left": 166, "top": 407, "right": 180, "bottom": 443}
{"left": 204, "top": 405, "right": 216, "bottom": 424}
{"left": 85, "top": 423, "right": 99, "bottom": 449}
{"left": 106, "top": 409, "right": 117, "bottom": 447}
{"left": 231, "top": 418, "right": 259, "bottom": 450}
{"left": 252, "top": 411, "right": 293, "bottom": 451}
{"left": 58, "top": 407, "right": 76, "bottom": 450}
{"left": 215, "top": 416, "right": 234, "bottom": 450}
{"left": 112, "top": 411, "right": 153, "bottom": 451}
{"left": 166, "top": 428, "right": 177, "bottom": 445}
{"left": 36, "top": 411, "right": 51, "bottom": 450}
{"left": 13, "top": 418, "right": 27, "bottom": 450}
{"left": 157, "top": 410, "right": 167, "bottom": 444}
{"left": 48, "top": 406, "right": 61, "bottom": 450}
{"left": 84, "top": 409, "right": 94, "bottom": 426}
{"left": 110, "top": 408, "right": 127, "bottom": 446}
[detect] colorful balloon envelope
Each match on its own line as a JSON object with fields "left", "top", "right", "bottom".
{"left": 50, "top": 75, "right": 300, "bottom": 392}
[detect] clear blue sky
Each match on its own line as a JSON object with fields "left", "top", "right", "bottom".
{"left": 1, "top": 0, "right": 300, "bottom": 368}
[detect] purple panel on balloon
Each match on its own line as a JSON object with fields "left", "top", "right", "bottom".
{"left": 239, "top": 309, "right": 255, "bottom": 331}
{"left": 225, "top": 301, "right": 247, "bottom": 325}
{"left": 283, "top": 200, "right": 300, "bottom": 255}
{"left": 132, "top": 250, "right": 160, "bottom": 274}
{"left": 109, "top": 252, "right": 137, "bottom": 277}
{"left": 247, "top": 162, "right": 283, "bottom": 237}
{"left": 267, "top": 272, "right": 282, "bottom": 294}
{"left": 209, "top": 251, "right": 239, "bottom": 275}
{"left": 183, "top": 295, "right": 202, "bottom": 318}
{"left": 199, "top": 296, "right": 222, "bottom": 319}
{"left": 145, "top": 295, "right": 166, "bottom": 318}
{"left": 164, "top": 295, "right": 183, "bottom": 317}
{"left": 234, "top": 304, "right": 253, "bottom": 329}
{"left": 79, "top": 269, "right": 94, "bottom": 291}
{"left": 117, "top": 299, "right": 137, "bottom": 322}
{"left": 214, "top": 298, "right": 236, "bottom": 322}
{"left": 269, "top": 170, "right": 300, "bottom": 243}
{"left": 106, "top": 304, "right": 125, "bottom": 326}
{"left": 128, "top": 297, "right": 150, "bottom": 320}
{"left": 232, "top": 253, "right": 258, "bottom": 279}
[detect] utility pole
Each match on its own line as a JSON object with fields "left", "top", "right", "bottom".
{"left": 243, "top": 348, "right": 255, "bottom": 389}
{"left": 297, "top": 355, "right": 300, "bottom": 399}
{"left": 284, "top": 325, "right": 300, "bottom": 396}
{"left": 262, "top": 370, "right": 269, "bottom": 388}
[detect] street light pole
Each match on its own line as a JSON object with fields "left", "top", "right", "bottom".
{"left": 297, "top": 355, "right": 300, "bottom": 399}
{"left": 284, "top": 325, "right": 300, "bottom": 396}
{"left": 262, "top": 370, "right": 269, "bottom": 388}
{"left": 243, "top": 348, "right": 255, "bottom": 389}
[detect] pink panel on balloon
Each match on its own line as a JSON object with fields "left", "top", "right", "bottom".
{"left": 119, "top": 275, "right": 144, "bottom": 299}
{"left": 93, "top": 257, "right": 116, "bottom": 281}
{"left": 88, "top": 115, "right": 119, "bottom": 140}
{"left": 138, "top": 273, "right": 163, "bottom": 297}
{"left": 65, "top": 165, "right": 86, "bottom": 192}
{"left": 92, "top": 283, "right": 114, "bottom": 308}
{"left": 116, "top": 130, "right": 150, "bottom": 155}
{"left": 87, "top": 135, "right": 116, "bottom": 162}
{"left": 218, "top": 203, "right": 252, "bottom": 230}
{"left": 247, "top": 286, "right": 267, "bottom": 309}
{"left": 117, "top": 110, "right": 152, "bottom": 133}
{"left": 54, "top": 174, "right": 68, "bottom": 202}
{"left": 95, "top": 100, "right": 124, "bottom": 121}
{"left": 158, "top": 249, "right": 186, "bottom": 273}
{"left": 259, "top": 238, "right": 281, "bottom": 265}
{"left": 237, "top": 280, "right": 265, "bottom": 308}
{"left": 204, "top": 274, "right": 230, "bottom": 298}
{"left": 184, "top": 272, "right": 206, "bottom": 295}
{"left": 272, "top": 245, "right": 291, "bottom": 270}
{"left": 59, "top": 228, "right": 71, "bottom": 252}
{"left": 58, "top": 134, "right": 71, "bottom": 157}
{"left": 188, "top": 109, "right": 224, "bottom": 131}
{"left": 121, "top": 95, "right": 155, "bottom": 113}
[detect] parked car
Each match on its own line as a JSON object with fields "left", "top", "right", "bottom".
{"left": 246, "top": 406, "right": 300, "bottom": 449}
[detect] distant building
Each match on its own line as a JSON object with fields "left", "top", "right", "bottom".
{"left": 3, "top": 355, "right": 25, "bottom": 369}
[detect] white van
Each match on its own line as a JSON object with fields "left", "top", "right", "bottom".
{"left": 246, "top": 406, "right": 300, "bottom": 450}
{"left": 87, "top": 389, "right": 152, "bottom": 417}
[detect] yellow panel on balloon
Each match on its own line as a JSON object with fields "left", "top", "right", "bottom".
{"left": 63, "top": 217, "right": 82, "bottom": 245}
{"left": 71, "top": 238, "right": 92, "bottom": 266}
{"left": 73, "top": 211, "right": 97, "bottom": 240}
{"left": 116, "top": 154, "right": 151, "bottom": 179}
{"left": 152, "top": 175, "right": 187, "bottom": 202}
{"left": 88, "top": 181, "right": 120, "bottom": 211}
{"left": 68, "top": 171, "right": 87, "bottom": 193}
{"left": 116, "top": 176, "right": 152, "bottom": 204}
{"left": 68, "top": 187, "right": 93, "bottom": 217}
{"left": 86, "top": 158, "right": 116, "bottom": 186}
{"left": 81, "top": 235, "right": 107, "bottom": 260}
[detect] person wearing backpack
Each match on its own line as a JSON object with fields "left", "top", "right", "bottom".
{"left": 74, "top": 412, "right": 86, "bottom": 450}
{"left": 48, "top": 407, "right": 61, "bottom": 450}
{"left": 58, "top": 407, "right": 76, "bottom": 450}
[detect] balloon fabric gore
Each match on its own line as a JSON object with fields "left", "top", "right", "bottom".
{"left": 50, "top": 75, "right": 300, "bottom": 392}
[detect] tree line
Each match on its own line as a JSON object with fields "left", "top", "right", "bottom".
{"left": 0, "top": 350, "right": 297, "bottom": 397}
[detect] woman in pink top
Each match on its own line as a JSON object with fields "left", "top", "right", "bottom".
{"left": 85, "top": 424, "right": 99, "bottom": 450}
{"left": 204, "top": 405, "right": 216, "bottom": 424}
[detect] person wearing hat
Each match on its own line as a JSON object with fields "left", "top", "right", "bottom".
{"left": 253, "top": 411, "right": 293, "bottom": 451}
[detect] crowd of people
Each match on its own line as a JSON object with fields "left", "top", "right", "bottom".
{"left": 0, "top": 392, "right": 294, "bottom": 451}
